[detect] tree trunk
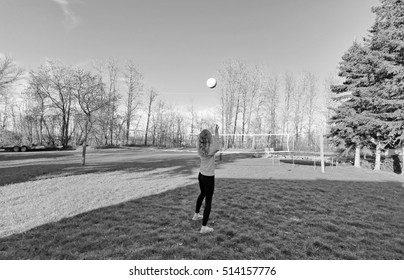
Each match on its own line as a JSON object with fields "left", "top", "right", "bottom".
{"left": 354, "top": 146, "right": 361, "bottom": 167}
{"left": 144, "top": 90, "right": 156, "bottom": 146}
{"left": 221, "top": 96, "right": 225, "bottom": 149}
{"left": 82, "top": 117, "right": 89, "bottom": 166}
{"left": 241, "top": 105, "right": 247, "bottom": 145}
{"left": 109, "top": 111, "right": 114, "bottom": 146}
{"left": 232, "top": 95, "right": 240, "bottom": 146}
{"left": 374, "top": 142, "right": 381, "bottom": 171}
{"left": 402, "top": 146, "right": 404, "bottom": 173}
{"left": 39, "top": 114, "right": 44, "bottom": 145}
{"left": 152, "top": 124, "right": 156, "bottom": 146}
{"left": 144, "top": 114, "right": 150, "bottom": 146}
{"left": 126, "top": 118, "right": 131, "bottom": 145}
{"left": 320, "top": 134, "right": 325, "bottom": 173}
{"left": 402, "top": 146, "right": 404, "bottom": 187}
{"left": 61, "top": 116, "right": 67, "bottom": 147}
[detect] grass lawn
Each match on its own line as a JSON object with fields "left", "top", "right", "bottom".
{"left": 1, "top": 157, "right": 403, "bottom": 259}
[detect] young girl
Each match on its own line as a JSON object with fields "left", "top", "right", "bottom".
{"left": 193, "top": 124, "right": 220, "bottom": 234}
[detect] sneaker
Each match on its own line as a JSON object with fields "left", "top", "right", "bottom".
{"left": 192, "top": 213, "right": 203, "bottom": 220}
{"left": 200, "top": 226, "right": 214, "bottom": 234}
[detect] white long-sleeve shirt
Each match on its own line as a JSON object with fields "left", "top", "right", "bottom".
{"left": 199, "top": 134, "right": 220, "bottom": 176}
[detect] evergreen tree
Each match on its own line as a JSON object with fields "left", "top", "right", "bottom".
{"left": 364, "top": 0, "right": 404, "bottom": 170}
{"left": 329, "top": 0, "right": 404, "bottom": 170}
{"left": 367, "top": 1, "right": 404, "bottom": 139}
{"left": 328, "top": 42, "right": 378, "bottom": 167}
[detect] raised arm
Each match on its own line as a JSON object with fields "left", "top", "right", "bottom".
{"left": 209, "top": 124, "right": 220, "bottom": 155}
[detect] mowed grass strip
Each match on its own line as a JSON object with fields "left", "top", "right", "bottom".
{"left": 1, "top": 177, "right": 403, "bottom": 260}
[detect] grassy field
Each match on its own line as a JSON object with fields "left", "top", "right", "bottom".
{"left": 0, "top": 152, "right": 403, "bottom": 260}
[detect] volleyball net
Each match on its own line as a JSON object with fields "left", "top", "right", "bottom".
{"left": 220, "top": 133, "right": 290, "bottom": 153}
{"left": 186, "top": 133, "right": 338, "bottom": 169}
{"left": 186, "top": 133, "right": 290, "bottom": 154}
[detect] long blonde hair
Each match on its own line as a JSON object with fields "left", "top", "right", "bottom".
{"left": 198, "top": 129, "right": 212, "bottom": 157}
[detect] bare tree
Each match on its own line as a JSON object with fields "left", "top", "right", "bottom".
{"left": 0, "top": 92, "right": 11, "bottom": 145}
{"left": 29, "top": 61, "right": 75, "bottom": 147}
{"left": 188, "top": 103, "right": 196, "bottom": 146}
{"left": 144, "top": 88, "right": 158, "bottom": 145}
{"left": 0, "top": 55, "right": 23, "bottom": 96}
{"left": 218, "top": 60, "right": 237, "bottom": 147}
{"left": 291, "top": 72, "right": 310, "bottom": 150}
{"left": 261, "top": 73, "right": 280, "bottom": 146}
{"left": 92, "top": 58, "right": 120, "bottom": 146}
{"left": 282, "top": 72, "right": 294, "bottom": 137}
{"left": 123, "top": 61, "right": 143, "bottom": 145}
{"left": 106, "top": 58, "right": 120, "bottom": 145}
{"left": 304, "top": 72, "right": 318, "bottom": 149}
{"left": 154, "top": 100, "right": 166, "bottom": 146}
{"left": 0, "top": 55, "right": 23, "bottom": 145}
{"left": 242, "top": 66, "right": 262, "bottom": 137}
{"left": 73, "top": 69, "right": 107, "bottom": 165}
{"left": 175, "top": 113, "right": 185, "bottom": 147}
{"left": 24, "top": 79, "right": 51, "bottom": 145}
{"left": 218, "top": 59, "right": 249, "bottom": 148}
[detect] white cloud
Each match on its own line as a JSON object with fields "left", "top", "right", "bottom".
{"left": 51, "top": 0, "right": 81, "bottom": 29}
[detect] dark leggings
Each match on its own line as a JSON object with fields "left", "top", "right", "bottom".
{"left": 196, "top": 173, "right": 215, "bottom": 226}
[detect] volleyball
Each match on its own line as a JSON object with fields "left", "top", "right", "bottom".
{"left": 206, "top": 78, "right": 217, "bottom": 88}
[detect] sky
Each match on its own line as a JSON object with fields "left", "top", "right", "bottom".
{"left": 0, "top": 0, "right": 380, "bottom": 112}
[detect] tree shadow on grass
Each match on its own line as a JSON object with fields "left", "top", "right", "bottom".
{"left": 0, "top": 154, "right": 198, "bottom": 187}
{"left": 1, "top": 177, "right": 403, "bottom": 260}
{"left": 0, "top": 151, "right": 75, "bottom": 162}
{"left": 0, "top": 151, "right": 250, "bottom": 187}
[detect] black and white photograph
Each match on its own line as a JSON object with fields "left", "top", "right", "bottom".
{"left": 0, "top": 0, "right": 403, "bottom": 279}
